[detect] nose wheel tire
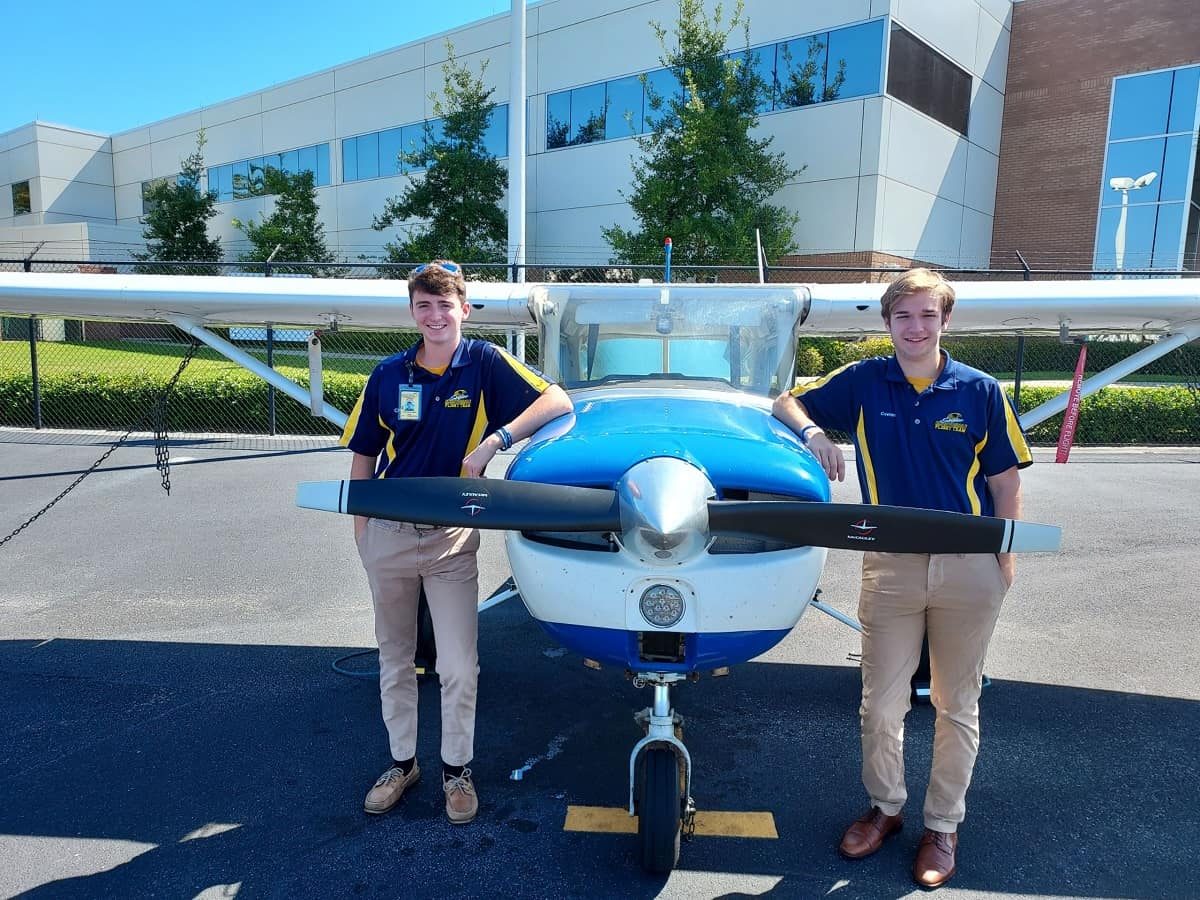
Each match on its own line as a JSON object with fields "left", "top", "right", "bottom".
{"left": 636, "top": 747, "right": 682, "bottom": 873}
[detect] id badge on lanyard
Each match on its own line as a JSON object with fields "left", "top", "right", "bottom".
{"left": 399, "top": 385, "right": 423, "bottom": 421}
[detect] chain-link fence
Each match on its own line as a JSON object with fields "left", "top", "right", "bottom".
{"left": 2, "top": 259, "right": 1198, "bottom": 446}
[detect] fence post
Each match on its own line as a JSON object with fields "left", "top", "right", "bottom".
{"left": 22, "top": 247, "right": 46, "bottom": 428}
{"left": 264, "top": 245, "right": 281, "bottom": 433}
{"left": 266, "top": 326, "right": 277, "bottom": 436}
{"left": 1013, "top": 251, "right": 1033, "bottom": 411}
{"left": 27, "top": 316, "right": 42, "bottom": 429}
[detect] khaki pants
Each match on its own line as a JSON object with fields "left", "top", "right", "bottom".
{"left": 857, "top": 552, "right": 1009, "bottom": 832}
{"left": 357, "top": 518, "right": 481, "bottom": 766}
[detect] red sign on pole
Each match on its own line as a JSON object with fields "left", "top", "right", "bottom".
{"left": 1055, "top": 342, "right": 1088, "bottom": 463}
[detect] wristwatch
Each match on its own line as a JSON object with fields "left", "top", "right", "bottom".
{"left": 799, "top": 424, "right": 824, "bottom": 445}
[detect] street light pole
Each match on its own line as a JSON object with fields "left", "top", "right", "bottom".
{"left": 1108, "top": 171, "right": 1157, "bottom": 277}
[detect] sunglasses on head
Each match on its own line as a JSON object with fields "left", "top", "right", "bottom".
{"left": 413, "top": 262, "right": 460, "bottom": 274}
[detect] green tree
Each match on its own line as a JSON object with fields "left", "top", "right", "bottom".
{"left": 603, "top": 0, "right": 799, "bottom": 268}
{"left": 135, "top": 132, "right": 222, "bottom": 273}
{"left": 233, "top": 167, "right": 342, "bottom": 275}
{"left": 373, "top": 43, "right": 508, "bottom": 274}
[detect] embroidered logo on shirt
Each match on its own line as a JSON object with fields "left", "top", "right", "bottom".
{"left": 879, "top": 411, "right": 897, "bottom": 418}
{"left": 444, "top": 389, "right": 473, "bottom": 409}
{"left": 934, "top": 412, "right": 968, "bottom": 433}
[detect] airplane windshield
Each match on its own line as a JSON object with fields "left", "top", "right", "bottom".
{"left": 531, "top": 284, "right": 806, "bottom": 395}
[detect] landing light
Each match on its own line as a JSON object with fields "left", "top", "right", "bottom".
{"left": 640, "top": 584, "right": 685, "bottom": 628}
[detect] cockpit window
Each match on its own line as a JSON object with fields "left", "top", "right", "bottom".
{"left": 532, "top": 285, "right": 805, "bottom": 395}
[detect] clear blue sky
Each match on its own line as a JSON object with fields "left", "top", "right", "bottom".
{"left": 2, "top": 0, "right": 516, "bottom": 136}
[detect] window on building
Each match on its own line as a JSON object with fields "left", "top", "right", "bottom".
{"left": 605, "top": 75, "right": 643, "bottom": 140}
{"left": 1095, "top": 65, "right": 1200, "bottom": 271}
{"left": 544, "top": 20, "right": 885, "bottom": 151}
{"left": 342, "top": 106, "right": 508, "bottom": 181}
{"left": 886, "top": 24, "right": 970, "bottom": 136}
{"left": 208, "top": 143, "right": 331, "bottom": 202}
{"left": 11, "top": 181, "right": 31, "bottom": 215}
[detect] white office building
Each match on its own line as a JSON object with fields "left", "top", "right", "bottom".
{"left": 0, "top": 0, "right": 1012, "bottom": 268}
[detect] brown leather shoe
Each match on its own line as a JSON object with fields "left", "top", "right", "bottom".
{"left": 363, "top": 763, "right": 421, "bottom": 815}
{"left": 839, "top": 806, "right": 904, "bottom": 859}
{"left": 913, "top": 828, "right": 957, "bottom": 888}
{"left": 443, "top": 768, "right": 478, "bottom": 824}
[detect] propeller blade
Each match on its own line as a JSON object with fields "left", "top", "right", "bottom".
{"left": 708, "top": 501, "right": 1061, "bottom": 554}
{"left": 297, "top": 478, "right": 622, "bottom": 532}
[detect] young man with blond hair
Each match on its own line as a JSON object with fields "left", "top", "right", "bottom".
{"left": 773, "top": 267, "right": 1032, "bottom": 888}
{"left": 341, "top": 260, "right": 573, "bottom": 824}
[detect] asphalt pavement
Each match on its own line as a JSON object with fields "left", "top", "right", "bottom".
{"left": 1, "top": 431, "right": 1197, "bottom": 899}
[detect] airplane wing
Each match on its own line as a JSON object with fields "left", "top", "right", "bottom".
{"left": 2, "top": 271, "right": 1199, "bottom": 335}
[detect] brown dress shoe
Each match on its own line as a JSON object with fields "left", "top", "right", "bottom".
{"left": 363, "top": 763, "right": 421, "bottom": 815}
{"left": 913, "top": 828, "right": 957, "bottom": 888}
{"left": 443, "top": 768, "right": 478, "bottom": 824}
{"left": 838, "top": 806, "right": 904, "bottom": 859}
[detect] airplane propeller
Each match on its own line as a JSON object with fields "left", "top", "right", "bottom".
{"left": 297, "top": 477, "right": 1061, "bottom": 554}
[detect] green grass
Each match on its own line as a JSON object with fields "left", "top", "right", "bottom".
{"left": 0, "top": 340, "right": 383, "bottom": 379}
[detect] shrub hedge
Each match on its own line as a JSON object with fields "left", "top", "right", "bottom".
{"left": 795, "top": 335, "right": 1200, "bottom": 378}
{"left": 1, "top": 367, "right": 1196, "bottom": 444}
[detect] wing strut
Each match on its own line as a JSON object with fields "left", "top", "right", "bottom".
{"left": 164, "top": 315, "right": 349, "bottom": 429}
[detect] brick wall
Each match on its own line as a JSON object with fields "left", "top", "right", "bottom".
{"left": 991, "top": 0, "right": 1200, "bottom": 269}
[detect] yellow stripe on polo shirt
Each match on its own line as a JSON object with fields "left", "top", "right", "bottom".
{"left": 1003, "top": 395, "right": 1033, "bottom": 465}
{"left": 339, "top": 391, "right": 366, "bottom": 448}
{"left": 460, "top": 394, "right": 491, "bottom": 476}
{"left": 965, "top": 433, "right": 987, "bottom": 515}
{"left": 498, "top": 348, "right": 550, "bottom": 392}
{"left": 855, "top": 407, "right": 879, "bottom": 504}
{"left": 380, "top": 414, "right": 399, "bottom": 476}
{"left": 790, "top": 361, "right": 858, "bottom": 396}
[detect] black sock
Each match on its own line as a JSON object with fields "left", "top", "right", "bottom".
{"left": 392, "top": 757, "right": 415, "bottom": 776}
{"left": 443, "top": 762, "right": 466, "bottom": 780}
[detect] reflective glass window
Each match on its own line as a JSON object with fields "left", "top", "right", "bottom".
{"left": 1109, "top": 70, "right": 1172, "bottom": 140}
{"left": 231, "top": 160, "right": 251, "bottom": 199}
{"left": 643, "top": 68, "right": 681, "bottom": 131}
{"left": 483, "top": 103, "right": 508, "bottom": 157}
{"left": 342, "top": 140, "right": 358, "bottom": 182}
{"left": 248, "top": 157, "right": 267, "bottom": 193}
{"left": 357, "top": 133, "right": 379, "bottom": 179}
{"left": 1184, "top": 202, "right": 1200, "bottom": 269}
{"left": 297, "top": 145, "right": 317, "bottom": 179}
{"left": 1152, "top": 202, "right": 1186, "bottom": 268}
{"left": 1095, "top": 204, "right": 1158, "bottom": 269}
{"left": 401, "top": 123, "right": 426, "bottom": 170}
{"left": 1102, "top": 138, "right": 1165, "bottom": 205}
{"left": 606, "top": 75, "right": 643, "bottom": 139}
{"left": 378, "top": 127, "right": 405, "bottom": 177}
{"left": 777, "top": 34, "right": 830, "bottom": 108}
{"left": 210, "top": 164, "right": 231, "bottom": 202}
{"left": 827, "top": 19, "right": 885, "bottom": 100}
{"left": 570, "top": 82, "right": 606, "bottom": 145}
{"left": 11, "top": 180, "right": 31, "bottom": 214}
{"left": 547, "top": 90, "right": 571, "bottom": 149}
{"left": 1159, "top": 134, "right": 1193, "bottom": 202}
{"left": 280, "top": 149, "right": 299, "bottom": 176}
{"left": 315, "top": 145, "right": 330, "bottom": 186}
{"left": 886, "top": 24, "right": 970, "bottom": 135}
{"left": 1167, "top": 66, "right": 1200, "bottom": 133}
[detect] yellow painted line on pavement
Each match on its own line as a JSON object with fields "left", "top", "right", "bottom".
{"left": 564, "top": 806, "right": 777, "bottom": 838}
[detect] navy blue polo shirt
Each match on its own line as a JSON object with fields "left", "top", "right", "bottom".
{"left": 340, "top": 338, "right": 552, "bottom": 478}
{"left": 792, "top": 351, "right": 1032, "bottom": 516}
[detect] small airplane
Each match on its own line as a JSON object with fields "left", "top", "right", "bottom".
{"left": 2, "top": 270, "right": 1198, "bottom": 872}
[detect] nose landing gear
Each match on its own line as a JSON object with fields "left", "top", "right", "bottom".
{"left": 629, "top": 674, "right": 695, "bottom": 873}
